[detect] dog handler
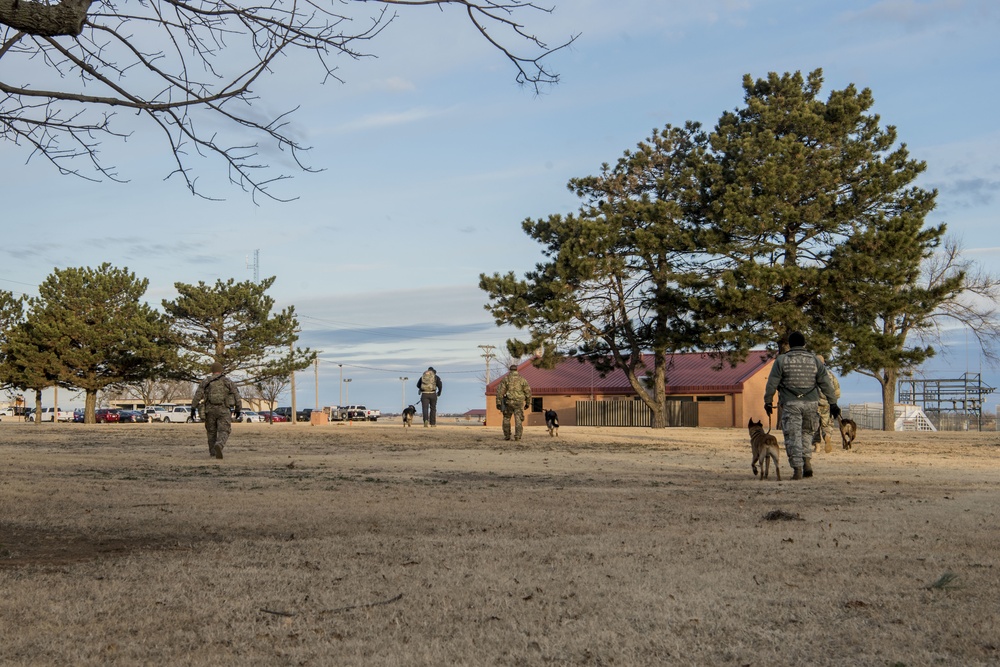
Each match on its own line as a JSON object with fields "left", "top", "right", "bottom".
{"left": 763, "top": 332, "right": 840, "bottom": 480}
{"left": 812, "top": 354, "right": 841, "bottom": 453}
{"left": 496, "top": 363, "right": 532, "bottom": 441}
{"left": 416, "top": 367, "right": 442, "bottom": 427}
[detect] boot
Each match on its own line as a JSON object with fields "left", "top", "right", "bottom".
{"left": 824, "top": 435, "right": 833, "bottom": 453}
{"left": 803, "top": 459, "right": 813, "bottom": 478}
{"left": 792, "top": 467, "right": 803, "bottom": 480}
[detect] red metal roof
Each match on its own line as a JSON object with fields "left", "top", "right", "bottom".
{"left": 486, "top": 351, "right": 773, "bottom": 396}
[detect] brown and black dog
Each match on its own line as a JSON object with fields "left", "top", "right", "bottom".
{"left": 748, "top": 418, "right": 781, "bottom": 481}
{"left": 544, "top": 409, "right": 560, "bottom": 436}
{"left": 402, "top": 405, "right": 417, "bottom": 427}
{"left": 839, "top": 417, "right": 857, "bottom": 450}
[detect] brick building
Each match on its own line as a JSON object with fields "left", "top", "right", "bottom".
{"left": 485, "top": 352, "right": 774, "bottom": 429}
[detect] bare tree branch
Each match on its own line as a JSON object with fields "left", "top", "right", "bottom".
{"left": 1, "top": 0, "right": 575, "bottom": 200}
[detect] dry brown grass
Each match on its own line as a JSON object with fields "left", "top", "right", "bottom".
{"left": 1, "top": 420, "right": 999, "bottom": 666}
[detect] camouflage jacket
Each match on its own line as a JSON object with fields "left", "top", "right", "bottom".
{"left": 496, "top": 371, "right": 532, "bottom": 410}
{"left": 192, "top": 373, "right": 242, "bottom": 413}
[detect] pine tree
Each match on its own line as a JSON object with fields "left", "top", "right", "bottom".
{"left": 13, "top": 264, "right": 176, "bottom": 423}
{"left": 162, "top": 276, "right": 314, "bottom": 389}
{"left": 481, "top": 123, "right": 709, "bottom": 428}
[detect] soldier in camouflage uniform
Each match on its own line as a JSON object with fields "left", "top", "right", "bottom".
{"left": 764, "top": 332, "right": 840, "bottom": 480}
{"left": 496, "top": 363, "right": 532, "bottom": 441}
{"left": 811, "top": 355, "right": 841, "bottom": 453}
{"left": 192, "top": 361, "right": 242, "bottom": 460}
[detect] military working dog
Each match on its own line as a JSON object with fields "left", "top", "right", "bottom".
{"left": 544, "top": 409, "right": 560, "bottom": 437}
{"left": 839, "top": 416, "right": 857, "bottom": 450}
{"left": 748, "top": 418, "right": 781, "bottom": 481}
{"left": 402, "top": 405, "right": 417, "bottom": 427}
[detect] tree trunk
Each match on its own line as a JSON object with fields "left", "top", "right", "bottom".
{"left": 84, "top": 389, "right": 97, "bottom": 424}
{"left": 881, "top": 370, "right": 898, "bottom": 432}
{"left": 30, "top": 389, "right": 42, "bottom": 424}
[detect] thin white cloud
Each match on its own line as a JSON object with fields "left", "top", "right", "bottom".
{"left": 841, "top": 0, "right": 997, "bottom": 31}
{"left": 332, "top": 106, "right": 453, "bottom": 133}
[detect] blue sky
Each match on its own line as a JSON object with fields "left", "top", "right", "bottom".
{"left": 3, "top": 0, "right": 999, "bottom": 418}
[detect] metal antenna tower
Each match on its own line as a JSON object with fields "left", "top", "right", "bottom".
{"left": 245, "top": 249, "right": 260, "bottom": 283}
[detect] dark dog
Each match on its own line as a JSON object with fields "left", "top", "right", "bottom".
{"left": 748, "top": 418, "right": 781, "bottom": 481}
{"left": 839, "top": 417, "right": 857, "bottom": 450}
{"left": 544, "top": 409, "right": 559, "bottom": 437}
{"left": 402, "top": 405, "right": 417, "bottom": 427}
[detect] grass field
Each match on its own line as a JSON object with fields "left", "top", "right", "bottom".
{"left": 1, "top": 420, "right": 998, "bottom": 666}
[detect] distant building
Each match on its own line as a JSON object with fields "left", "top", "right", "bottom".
{"left": 485, "top": 352, "right": 774, "bottom": 429}
{"left": 461, "top": 409, "right": 487, "bottom": 422}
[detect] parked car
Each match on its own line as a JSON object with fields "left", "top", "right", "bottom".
{"left": 0, "top": 406, "right": 15, "bottom": 421}
{"left": 258, "top": 410, "right": 288, "bottom": 423}
{"left": 73, "top": 408, "right": 85, "bottom": 423}
{"left": 94, "top": 408, "right": 121, "bottom": 424}
{"left": 163, "top": 406, "right": 196, "bottom": 423}
{"left": 119, "top": 410, "right": 149, "bottom": 423}
{"left": 238, "top": 410, "right": 264, "bottom": 423}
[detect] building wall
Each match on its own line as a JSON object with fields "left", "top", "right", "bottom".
{"left": 740, "top": 360, "right": 774, "bottom": 425}
{"left": 485, "top": 360, "right": 775, "bottom": 430}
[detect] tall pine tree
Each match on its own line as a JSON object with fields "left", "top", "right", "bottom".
{"left": 162, "top": 276, "right": 314, "bottom": 387}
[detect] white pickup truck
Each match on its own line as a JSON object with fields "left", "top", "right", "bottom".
{"left": 341, "top": 405, "right": 380, "bottom": 421}
{"left": 40, "top": 407, "right": 74, "bottom": 422}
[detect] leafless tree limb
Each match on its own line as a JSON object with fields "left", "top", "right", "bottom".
{"left": 1, "top": 1, "right": 576, "bottom": 200}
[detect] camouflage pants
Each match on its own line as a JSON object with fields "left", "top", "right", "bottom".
{"left": 502, "top": 406, "right": 525, "bottom": 440}
{"left": 781, "top": 400, "right": 817, "bottom": 470}
{"left": 812, "top": 401, "right": 832, "bottom": 446}
{"left": 204, "top": 406, "right": 232, "bottom": 455}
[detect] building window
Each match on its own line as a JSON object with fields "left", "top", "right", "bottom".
{"left": 696, "top": 395, "right": 725, "bottom": 402}
{"left": 531, "top": 397, "right": 543, "bottom": 412}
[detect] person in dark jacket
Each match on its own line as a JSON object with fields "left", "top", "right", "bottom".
{"left": 416, "top": 367, "right": 442, "bottom": 427}
{"left": 763, "top": 332, "right": 840, "bottom": 480}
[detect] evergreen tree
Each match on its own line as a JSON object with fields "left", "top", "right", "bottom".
{"left": 481, "top": 123, "right": 709, "bottom": 428}
{"left": 0, "top": 292, "right": 53, "bottom": 422}
{"left": 162, "top": 276, "right": 314, "bottom": 388}
{"left": 703, "top": 69, "right": 981, "bottom": 428}
{"left": 484, "top": 69, "right": 993, "bottom": 430}
{"left": 8, "top": 265, "right": 176, "bottom": 423}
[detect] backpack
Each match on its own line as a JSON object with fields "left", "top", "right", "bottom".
{"left": 420, "top": 370, "right": 437, "bottom": 393}
{"left": 206, "top": 377, "right": 230, "bottom": 406}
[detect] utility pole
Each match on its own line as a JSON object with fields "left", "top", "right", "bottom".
{"left": 344, "top": 378, "right": 352, "bottom": 405}
{"left": 479, "top": 344, "right": 497, "bottom": 386}
{"left": 314, "top": 357, "right": 319, "bottom": 409}
{"left": 289, "top": 334, "right": 297, "bottom": 425}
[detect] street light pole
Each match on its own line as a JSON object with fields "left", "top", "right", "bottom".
{"left": 344, "top": 378, "right": 352, "bottom": 406}
{"left": 339, "top": 364, "right": 343, "bottom": 406}
{"left": 399, "top": 376, "right": 409, "bottom": 413}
